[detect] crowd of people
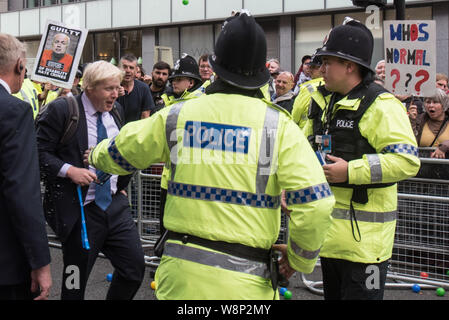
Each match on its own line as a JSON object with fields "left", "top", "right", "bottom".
{"left": 0, "top": 10, "right": 445, "bottom": 301}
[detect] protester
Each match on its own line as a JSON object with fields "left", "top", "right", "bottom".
{"left": 272, "top": 71, "right": 295, "bottom": 113}
{"left": 410, "top": 88, "right": 449, "bottom": 158}
{"left": 149, "top": 61, "right": 171, "bottom": 114}
{"left": 117, "top": 54, "right": 155, "bottom": 123}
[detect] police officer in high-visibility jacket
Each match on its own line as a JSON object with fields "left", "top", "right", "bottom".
{"left": 307, "top": 18, "right": 420, "bottom": 300}
{"left": 161, "top": 54, "right": 203, "bottom": 106}
{"left": 89, "top": 13, "right": 335, "bottom": 300}
{"left": 291, "top": 52, "right": 324, "bottom": 131}
{"left": 13, "top": 77, "right": 40, "bottom": 119}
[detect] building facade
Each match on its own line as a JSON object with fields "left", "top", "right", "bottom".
{"left": 1, "top": 0, "right": 448, "bottom": 76}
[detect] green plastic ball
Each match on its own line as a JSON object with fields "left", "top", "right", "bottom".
{"left": 436, "top": 288, "right": 446, "bottom": 297}
{"left": 446, "top": 270, "right": 449, "bottom": 276}
{"left": 182, "top": 0, "right": 189, "bottom": 5}
{"left": 284, "top": 290, "right": 292, "bottom": 300}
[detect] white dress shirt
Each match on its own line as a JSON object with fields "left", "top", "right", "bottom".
{"left": 58, "top": 93, "right": 119, "bottom": 205}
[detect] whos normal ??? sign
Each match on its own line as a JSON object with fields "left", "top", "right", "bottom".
{"left": 384, "top": 20, "right": 436, "bottom": 97}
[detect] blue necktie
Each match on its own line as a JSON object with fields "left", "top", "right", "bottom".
{"left": 95, "top": 112, "right": 112, "bottom": 211}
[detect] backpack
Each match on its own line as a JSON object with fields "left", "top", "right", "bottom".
{"left": 36, "top": 95, "right": 122, "bottom": 144}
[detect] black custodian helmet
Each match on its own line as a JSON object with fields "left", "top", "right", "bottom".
{"left": 316, "top": 17, "right": 375, "bottom": 73}
{"left": 169, "top": 53, "right": 202, "bottom": 86}
{"left": 209, "top": 12, "right": 270, "bottom": 89}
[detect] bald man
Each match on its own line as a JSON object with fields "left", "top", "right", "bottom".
{"left": 273, "top": 71, "right": 296, "bottom": 113}
{"left": 40, "top": 33, "right": 74, "bottom": 73}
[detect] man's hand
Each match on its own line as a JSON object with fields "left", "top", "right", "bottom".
{"left": 272, "top": 244, "right": 296, "bottom": 280}
{"left": 67, "top": 166, "right": 97, "bottom": 186}
{"left": 83, "top": 147, "right": 94, "bottom": 167}
{"left": 118, "top": 86, "right": 125, "bottom": 97}
{"left": 31, "top": 264, "right": 52, "bottom": 300}
{"left": 322, "top": 155, "right": 348, "bottom": 183}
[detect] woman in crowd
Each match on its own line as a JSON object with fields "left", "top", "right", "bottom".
{"left": 409, "top": 88, "right": 449, "bottom": 159}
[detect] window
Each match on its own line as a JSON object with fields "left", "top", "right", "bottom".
{"left": 95, "top": 32, "right": 119, "bottom": 64}
{"left": 120, "top": 30, "right": 142, "bottom": 61}
{"left": 295, "top": 15, "right": 332, "bottom": 73}
{"left": 180, "top": 25, "right": 214, "bottom": 61}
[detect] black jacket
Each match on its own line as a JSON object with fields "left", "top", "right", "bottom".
{"left": 36, "top": 93, "right": 131, "bottom": 242}
{"left": 0, "top": 85, "right": 51, "bottom": 285}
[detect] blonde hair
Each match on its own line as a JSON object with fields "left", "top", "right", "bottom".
{"left": 0, "top": 33, "right": 26, "bottom": 74}
{"left": 82, "top": 60, "right": 123, "bottom": 91}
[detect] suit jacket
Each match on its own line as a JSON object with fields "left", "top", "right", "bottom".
{"left": 0, "top": 85, "right": 51, "bottom": 285}
{"left": 36, "top": 94, "right": 131, "bottom": 243}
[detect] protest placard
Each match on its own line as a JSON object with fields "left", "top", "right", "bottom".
{"left": 31, "top": 20, "right": 88, "bottom": 89}
{"left": 384, "top": 20, "right": 436, "bottom": 97}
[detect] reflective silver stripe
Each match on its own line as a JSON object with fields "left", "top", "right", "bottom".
{"left": 305, "top": 84, "right": 314, "bottom": 94}
{"left": 165, "top": 101, "right": 186, "bottom": 180}
{"left": 168, "top": 181, "right": 280, "bottom": 209}
{"left": 290, "top": 240, "right": 320, "bottom": 260}
{"left": 164, "top": 242, "right": 270, "bottom": 278}
{"left": 366, "top": 154, "right": 382, "bottom": 183}
{"left": 285, "top": 183, "right": 333, "bottom": 206}
{"left": 332, "top": 208, "right": 397, "bottom": 223}
{"left": 256, "top": 107, "right": 279, "bottom": 194}
{"left": 20, "top": 89, "right": 30, "bottom": 104}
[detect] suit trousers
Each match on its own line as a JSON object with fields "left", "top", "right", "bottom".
{"left": 0, "top": 283, "right": 38, "bottom": 300}
{"left": 61, "top": 192, "right": 145, "bottom": 300}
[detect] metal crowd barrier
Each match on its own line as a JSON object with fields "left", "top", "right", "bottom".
{"left": 300, "top": 148, "right": 449, "bottom": 295}
{"left": 46, "top": 148, "right": 449, "bottom": 293}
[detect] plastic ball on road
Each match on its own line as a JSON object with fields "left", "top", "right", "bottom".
{"left": 420, "top": 272, "right": 429, "bottom": 279}
{"left": 182, "top": 0, "right": 189, "bottom": 5}
{"left": 279, "top": 287, "right": 287, "bottom": 296}
{"left": 436, "top": 288, "right": 446, "bottom": 297}
{"left": 106, "top": 273, "right": 113, "bottom": 282}
{"left": 151, "top": 281, "right": 157, "bottom": 290}
{"left": 412, "top": 284, "right": 421, "bottom": 293}
{"left": 284, "top": 290, "right": 292, "bottom": 300}
{"left": 446, "top": 270, "right": 449, "bottom": 276}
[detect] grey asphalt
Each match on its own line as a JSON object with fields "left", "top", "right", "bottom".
{"left": 46, "top": 246, "right": 448, "bottom": 301}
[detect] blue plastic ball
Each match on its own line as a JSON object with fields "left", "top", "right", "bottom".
{"left": 279, "top": 287, "right": 287, "bottom": 296}
{"left": 412, "top": 284, "right": 421, "bottom": 293}
{"left": 106, "top": 273, "right": 113, "bottom": 282}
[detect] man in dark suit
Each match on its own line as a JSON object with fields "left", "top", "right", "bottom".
{"left": 36, "top": 60, "right": 145, "bottom": 300}
{"left": 0, "top": 33, "right": 52, "bottom": 300}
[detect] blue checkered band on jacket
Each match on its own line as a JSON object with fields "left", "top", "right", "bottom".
{"left": 107, "top": 138, "right": 137, "bottom": 172}
{"left": 285, "top": 183, "right": 333, "bottom": 206}
{"left": 168, "top": 181, "right": 281, "bottom": 209}
{"left": 383, "top": 144, "right": 419, "bottom": 157}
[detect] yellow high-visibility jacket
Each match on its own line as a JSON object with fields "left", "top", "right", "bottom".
{"left": 90, "top": 93, "right": 335, "bottom": 300}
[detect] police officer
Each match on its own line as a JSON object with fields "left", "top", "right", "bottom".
{"left": 161, "top": 54, "right": 203, "bottom": 106}
{"left": 13, "top": 73, "right": 40, "bottom": 119}
{"left": 291, "top": 50, "right": 324, "bottom": 130}
{"left": 307, "top": 18, "right": 421, "bottom": 300}
{"left": 89, "top": 13, "right": 335, "bottom": 300}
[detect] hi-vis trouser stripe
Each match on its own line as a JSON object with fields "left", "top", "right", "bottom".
{"left": 165, "top": 102, "right": 282, "bottom": 207}
{"left": 163, "top": 242, "right": 270, "bottom": 278}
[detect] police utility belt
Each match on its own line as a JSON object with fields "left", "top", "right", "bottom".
{"left": 155, "top": 230, "right": 282, "bottom": 291}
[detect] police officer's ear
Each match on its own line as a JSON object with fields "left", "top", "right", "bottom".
{"left": 188, "top": 79, "right": 195, "bottom": 89}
